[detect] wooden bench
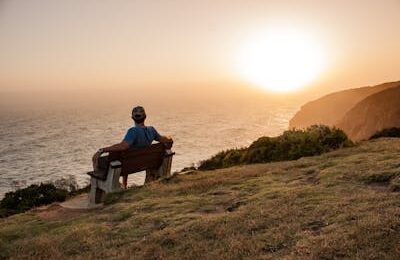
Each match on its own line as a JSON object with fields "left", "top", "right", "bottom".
{"left": 87, "top": 143, "right": 174, "bottom": 206}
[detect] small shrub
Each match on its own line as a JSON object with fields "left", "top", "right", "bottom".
{"left": 53, "top": 175, "right": 79, "bottom": 193}
{"left": 0, "top": 175, "right": 91, "bottom": 218}
{"left": 52, "top": 175, "right": 90, "bottom": 196}
{"left": 199, "top": 148, "right": 246, "bottom": 170}
{"left": 175, "top": 165, "right": 197, "bottom": 174}
{"left": 0, "top": 183, "right": 68, "bottom": 217}
{"left": 199, "top": 125, "right": 352, "bottom": 170}
{"left": 369, "top": 127, "right": 400, "bottom": 139}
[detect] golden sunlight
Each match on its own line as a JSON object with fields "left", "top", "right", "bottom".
{"left": 237, "top": 27, "right": 326, "bottom": 92}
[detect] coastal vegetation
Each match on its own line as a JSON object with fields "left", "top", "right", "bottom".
{"left": 370, "top": 127, "right": 400, "bottom": 140}
{"left": 0, "top": 177, "right": 88, "bottom": 218}
{"left": 0, "top": 183, "right": 68, "bottom": 218}
{"left": 199, "top": 125, "right": 352, "bottom": 170}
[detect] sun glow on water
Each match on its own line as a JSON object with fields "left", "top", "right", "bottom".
{"left": 237, "top": 27, "right": 326, "bottom": 92}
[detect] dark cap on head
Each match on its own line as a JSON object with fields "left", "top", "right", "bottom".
{"left": 131, "top": 106, "right": 146, "bottom": 122}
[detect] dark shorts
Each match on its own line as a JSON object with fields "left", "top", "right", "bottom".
{"left": 87, "top": 155, "right": 110, "bottom": 181}
{"left": 98, "top": 154, "right": 128, "bottom": 177}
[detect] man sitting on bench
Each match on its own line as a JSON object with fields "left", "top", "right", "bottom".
{"left": 92, "top": 106, "right": 173, "bottom": 188}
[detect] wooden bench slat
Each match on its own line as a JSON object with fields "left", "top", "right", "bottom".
{"left": 108, "top": 143, "right": 167, "bottom": 175}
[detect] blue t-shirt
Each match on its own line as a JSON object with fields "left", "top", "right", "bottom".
{"left": 123, "top": 126, "right": 161, "bottom": 148}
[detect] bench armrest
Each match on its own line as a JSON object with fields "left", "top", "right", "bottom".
{"left": 110, "top": 160, "right": 122, "bottom": 169}
{"left": 165, "top": 149, "right": 175, "bottom": 157}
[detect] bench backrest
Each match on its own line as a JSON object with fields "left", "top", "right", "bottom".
{"left": 108, "top": 143, "right": 167, "bottom": 175}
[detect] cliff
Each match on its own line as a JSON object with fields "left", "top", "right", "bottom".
{"left": 289, "top": 81, "right": 400, "bottom": 129}
{"left": 1, "top": 138, "right": 400, "bottom": 259}
{"left": 337, "top": 86, "right": 400, "bottom": 141}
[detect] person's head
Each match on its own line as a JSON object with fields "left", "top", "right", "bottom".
{"left": 131, "top": 106, "right": 146, "bottom": 124}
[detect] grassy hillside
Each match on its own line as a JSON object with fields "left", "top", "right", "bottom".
{"left": 1, "top": 138, "right": 400, "bottom": 259}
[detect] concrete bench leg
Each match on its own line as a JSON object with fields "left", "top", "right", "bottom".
{"left": 88, "top": 160, "right": 122, "bottom": 207}
{"left": 144, "top": 150, "right": 174, "bottom": 184}
{"left": 159, "top": 150, "right": 173, "bottom": 178}
{"left": 89, "top": 178, "right": 105, "bottom": 205}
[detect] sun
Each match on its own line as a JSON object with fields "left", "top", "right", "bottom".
{"left": 237, "top": 27, "right": 326, "bottom": 92}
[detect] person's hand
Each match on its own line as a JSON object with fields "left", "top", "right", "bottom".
{"left": 92, "top": 151, "right": 101, "bottom": 170}
{"left": 164, "top": 136, "right": 173, "bottom": 149}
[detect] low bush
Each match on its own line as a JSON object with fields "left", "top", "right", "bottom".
{"left": 0, "top": 183, "right": 68, "bottom": 217}
{"left": 369, "top": 127, "right": 400, "bottom": 139}
{"left": 199, "top": 125, "right": 352, "bottom": 170}
{"left": 0, "top": 175, "right": 90, "bottom": 218}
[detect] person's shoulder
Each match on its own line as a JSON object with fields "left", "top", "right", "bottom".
{"left": 147, "top": 126, "right": 161, "bottom": 138}
{"left": 126, "top": 126, "right": 138, "bottom": 134}
{"left": 147, "top": 126, "right": 158, "bottom": 131}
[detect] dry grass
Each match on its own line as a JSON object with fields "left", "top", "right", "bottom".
{"left": 1, "top": 138, "right": 400, "bottom": 259}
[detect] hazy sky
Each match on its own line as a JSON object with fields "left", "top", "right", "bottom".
{"left": 0, "top": 0, "right": 399, "bottom": 97}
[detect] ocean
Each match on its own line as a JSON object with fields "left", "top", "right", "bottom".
{"left": 0, "top": 98, "right": 299, "bottom": 198}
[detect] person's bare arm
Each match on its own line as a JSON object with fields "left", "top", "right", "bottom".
{"left": 102, "top": 141, "right": 130, "bottom": 152}
{"left": 158, "top": 135, "right": 173, "bottom": 149}
{"left": 159, "top": 135, "right": 173, "bottom": 143}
